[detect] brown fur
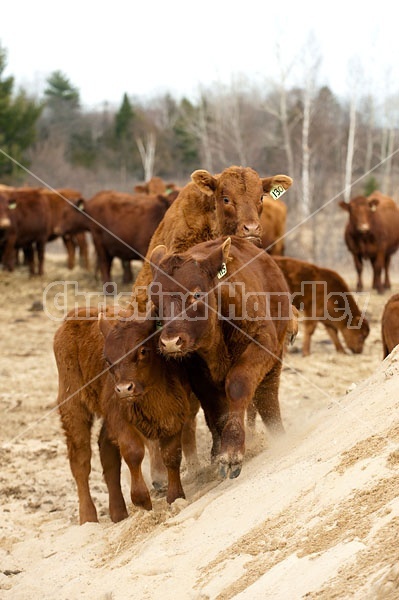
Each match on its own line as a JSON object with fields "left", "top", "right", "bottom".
{"left": 133, "top": 166, "right": 292, "bottom": 309}
{"left": 339, "top": 192, "right": 399, "bottom": 293}
{"left": 53, "top": 306, "right": 197, "bottom": 524}
{"left": 134, "top": 176, "right": 179, "bottom": 196}
{"left": 150, "top": 235, "right": 292, "bottom": 479}
{"left": 381, "top": 293, "right": 399, "bottom": 358}
{"left": 260, "top": 197, "right": 287, "bottom": 255}
{"left": 79, "top": 190, "right": 174, "bottom": 287}
{"left": 0, "top": 187, "right": 52, "bottom": 275}
{"left": 273, "top": 256, "right": 370, "bottom": 356}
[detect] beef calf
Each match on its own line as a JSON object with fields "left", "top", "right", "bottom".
{"left": 53, "top": 307, "right": 194, "bottom": 524}
{"left": 381, "top": 293, "right": 399, "bottom": 358}
{"left": 273, "top": 256, "right": 370, "bottom": 356}
{"left": 150, "top": 235, "right": 292, "bottom": 479}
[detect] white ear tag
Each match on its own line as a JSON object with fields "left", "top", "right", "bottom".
{"left": 217, "top": 262, "right": 227, "bottom": 279}
{"left": 269, "top": 185, "right": 288, "bottom": 200}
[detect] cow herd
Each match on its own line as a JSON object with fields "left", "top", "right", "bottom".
{"left": 3, "top": 167, "right": 399, "bottom": 524}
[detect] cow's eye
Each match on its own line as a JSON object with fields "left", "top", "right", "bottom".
{"left": 139, "top": 347, "right": 148, "bottom": 357}
{"left": 193, "top": 292, "right": 202, "bottom": 300}
{"left": 223, "top": 197, "right": 230, "bottom": 204}
{"left": 260, "top": 196, "right": 264, "bottom": 203}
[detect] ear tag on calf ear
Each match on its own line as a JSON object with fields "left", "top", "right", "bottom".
{"left": 269, "top": 185, "right": 287, "bottom": 200}
{"left": 217, "top": 262, "right": 227, "bottom": 279}
{"left": 8, "top": 201, "right": 17, "bottom": 210}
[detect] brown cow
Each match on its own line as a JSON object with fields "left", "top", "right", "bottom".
{"left": 133, "top": 166, "right": 293, "bottom": 309}
{"left": 273, "top": 256, "right": 370, "bottom": 356}
{"left": 260, "top": 197, "right": 287, "bottom": 255}
{"left": 54, "top": 306, "right": 195, "bottom": 524}
{"left": 41, "top": 188, "right": 89, "bottom": 270}
{"left": 339, "top": 191, "right": 399, "bottom": 293}
{"left": 0, "top": 187, "right": 52, "bottom": 275}
{"left": 134, "top": 176, "right": 179, "bottom": 196}
{"left": 149, "top": 235, "right": 292, "bottom": 479}
{"left": 381, "top": 293, "right": 399, "bottom": 358}
{"left": 79, "top": 191, "right": 175, "bottom": 289}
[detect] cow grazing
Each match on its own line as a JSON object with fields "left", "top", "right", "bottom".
{"left": 133, "top": 166, "right": 293, "bottom": 309}
{"left": 79, "top": 191, "right": 174, "bottom": 289}
{"left": 261, "top": 197, "right": 287, "bottom": 255}
{"left": 273, "top": 256, "right": 370, "bottom": 356}
{"left": 150, "top": 235, "right": 292, "bottom": 479}
{"left": 381, "top": 293, "right": 399, "bottom": 358}
{"left": 53, "top": 306, "right": 195, "bottom": 524}
{"left": 339, "top": 191, "right": 399, "bottom": 293}
{"left": 0, "top": 187, "right": 52, "bottom": 275}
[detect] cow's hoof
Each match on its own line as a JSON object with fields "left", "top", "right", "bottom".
{"left": 229, "top": 464, "right": 242, "bottom": 479}
{"left": 219, "top": 463, "right": 229, "bottom": 479}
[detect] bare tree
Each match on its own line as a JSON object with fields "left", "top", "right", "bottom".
{"left": 136, "top": 132, "right": 156, "bottom": 181}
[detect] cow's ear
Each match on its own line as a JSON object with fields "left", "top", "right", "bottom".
{"left": 368, "top": 197, "right": 379, "bottom": 212}
{"left": 262, "top": 174, "right": 293, "bottom": 197}
{"left": 339, "top": 200, "right": 350, "bottom": 212}
{"left": 150, "top": 245, "right": 168, "bottom": 273}
{"left": 191, "top": 169, "right": 218, "bottom": 196}
{"left": 98, "top": 312, "right": 113, "bottom": 339}
{"left": 76, "top": 199, "right": 85, "bottom": 211}
{"left": 203, "top": 237, "right": 231, "bottom": 279}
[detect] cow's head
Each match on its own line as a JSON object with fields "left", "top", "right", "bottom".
{"left": 149, "top": 238, "right": 232, "bottom": 357}
{"left": 59, "top": 197, "right": 89, "bottom": 235}
{"left": 191, "top": 167, "right": 292, "bottom": 246}
{"left": 98, "top": 310, "right": 157, "bottom": 400}
{"left": 339, "top": 196, "right": 378, "bottom": 233}
{"left": 341, "top": 314, "right": 370, "bottom": 354}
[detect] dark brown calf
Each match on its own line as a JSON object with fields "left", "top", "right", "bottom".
{"left": 273, "top": 256, "right": 370, "bottom": 356}
{"left": 54, "top": 307, "right": 193, "bottom": 524}
{"left": 150, "top": 235, "right": 291, "bottom": 479}
{"left": 381, "top": 293, "right": 399, "bottom": 358}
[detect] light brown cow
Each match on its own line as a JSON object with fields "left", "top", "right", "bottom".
{"left": 132, "top": 166, "right": 293, "bottom": 310}
{"left": 260, "top": 196, "right": 287, "bottom": 255}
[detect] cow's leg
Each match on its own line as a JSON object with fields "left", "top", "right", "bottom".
{"left": 246, "top": 400, "right": 258, "bottom": 433}
{"left": 159, "top": 432, "right": 185, "bottom": 505}
{"left": 63, "top": 236, "right": 76, "bottom": 270}
{"left": 146, "top": 439, "right": 167, "bottom": 490}
{"left": 371, "top": 251, "right": 385, "bottom": 294}
{"left": 353, "top": 254, "right": 363, "bottom": 292}
{"left": 91, "top": 232, "right": 113, "bottom": 290}
{"left": 117, "top": 427, "right": 152, "bottom": 511}
{"left": 24, "top": 244, "right": 35, "bottom": 275}
{"left": 254, "top": 361, "right": 285, "bottom": 436}
{"left": 36, "top": 239, "right": 46, "bottom": 276}
{"left": 1, "top": 234, "right": 17, "bottom": 271}
{"left": 221, "top": 338, "right": 277, "bottom": 478}
{"left": 302, "top": 319, "right": 317, "bottom": 356}
{"left": 323, "top": 323, "right": 346, "bottom": 353}
{"left": 60, "top": 402, "right": 98, "bottom": 524}
{"left": 121, "top": 260, "right": 133, "bottom": 284}
{"left": 98, "top": 422, "right": 128, "bottom": 523}
{"left": 384, "top": 254, "right": 392, "bottom": 289}
{"left": 76, "top": 233, "right": 89, "bottom": 269}
{"left": 181, "top": 392, "right": 201, "bottom": 474}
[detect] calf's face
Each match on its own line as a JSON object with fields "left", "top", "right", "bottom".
{"left": 191, "top": 168, "right": 292, "bottom": 246}
{"left": 99, "top": 314, "right": 157, "bottom": 399}
{"left": 341, "top": 315, "right": 370, "bottom": 354}
{"left": 150, "top": 239, "right": 231, "bottom": 357}
{"left": 339, "top": 196, "right": 378, "bottom": 234}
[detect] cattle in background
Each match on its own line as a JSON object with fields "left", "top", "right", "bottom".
{"left": 78, "top": 191, "right": 175, "bottom": 289}
{"left": 273, "top": 256, "right": 370, "bottom": 356}
{"left": 339, "top": 191, "right": 399, "bottom": 293}
{"left": 381, "top": 293, "right": 399, "bottom": 358}
{"left": 134, "top": 175, "right": 179, "bottom": 197}
{"left": 53, "top": 306, "right": 199, "bottom": 524}
{"left": 41, "top": 188, "right": 89, "bottom": 269}
{"left": 133, "top": 166, "right": 293, "bottom": 310}
{"left": 0, "top": 187, "right": 52, "bottom": 275}
{"left": 150, "top": 235, "right": 292, "bottom": 480}
{"left": 260, "top": 196, "right": 287, "bottom": 255}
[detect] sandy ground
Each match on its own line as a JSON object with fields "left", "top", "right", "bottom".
{"left": 1, "top": 247, "right": 399, "bottom": 599}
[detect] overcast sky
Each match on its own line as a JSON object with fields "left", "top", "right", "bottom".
{"left": 2, "top": 0, "right": 398, "bottom": 110}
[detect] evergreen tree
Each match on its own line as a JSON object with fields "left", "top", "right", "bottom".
{"left": 0, "top": 44, "right": 42, "bottom": 179}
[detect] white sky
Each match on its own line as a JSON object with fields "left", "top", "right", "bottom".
{"left": 2, "top": 0, "right": 399, "bottom": 110}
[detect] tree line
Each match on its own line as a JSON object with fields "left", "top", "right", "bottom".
{"left": 1, "top": 41, "right": 398, "bottom": 263}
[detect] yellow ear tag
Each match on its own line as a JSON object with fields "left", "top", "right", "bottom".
{"left": 217, "top": 262, "right": 227, "bottom": 279}
{"left": 269, "top": 185, "right": 287, "bottom": 200}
